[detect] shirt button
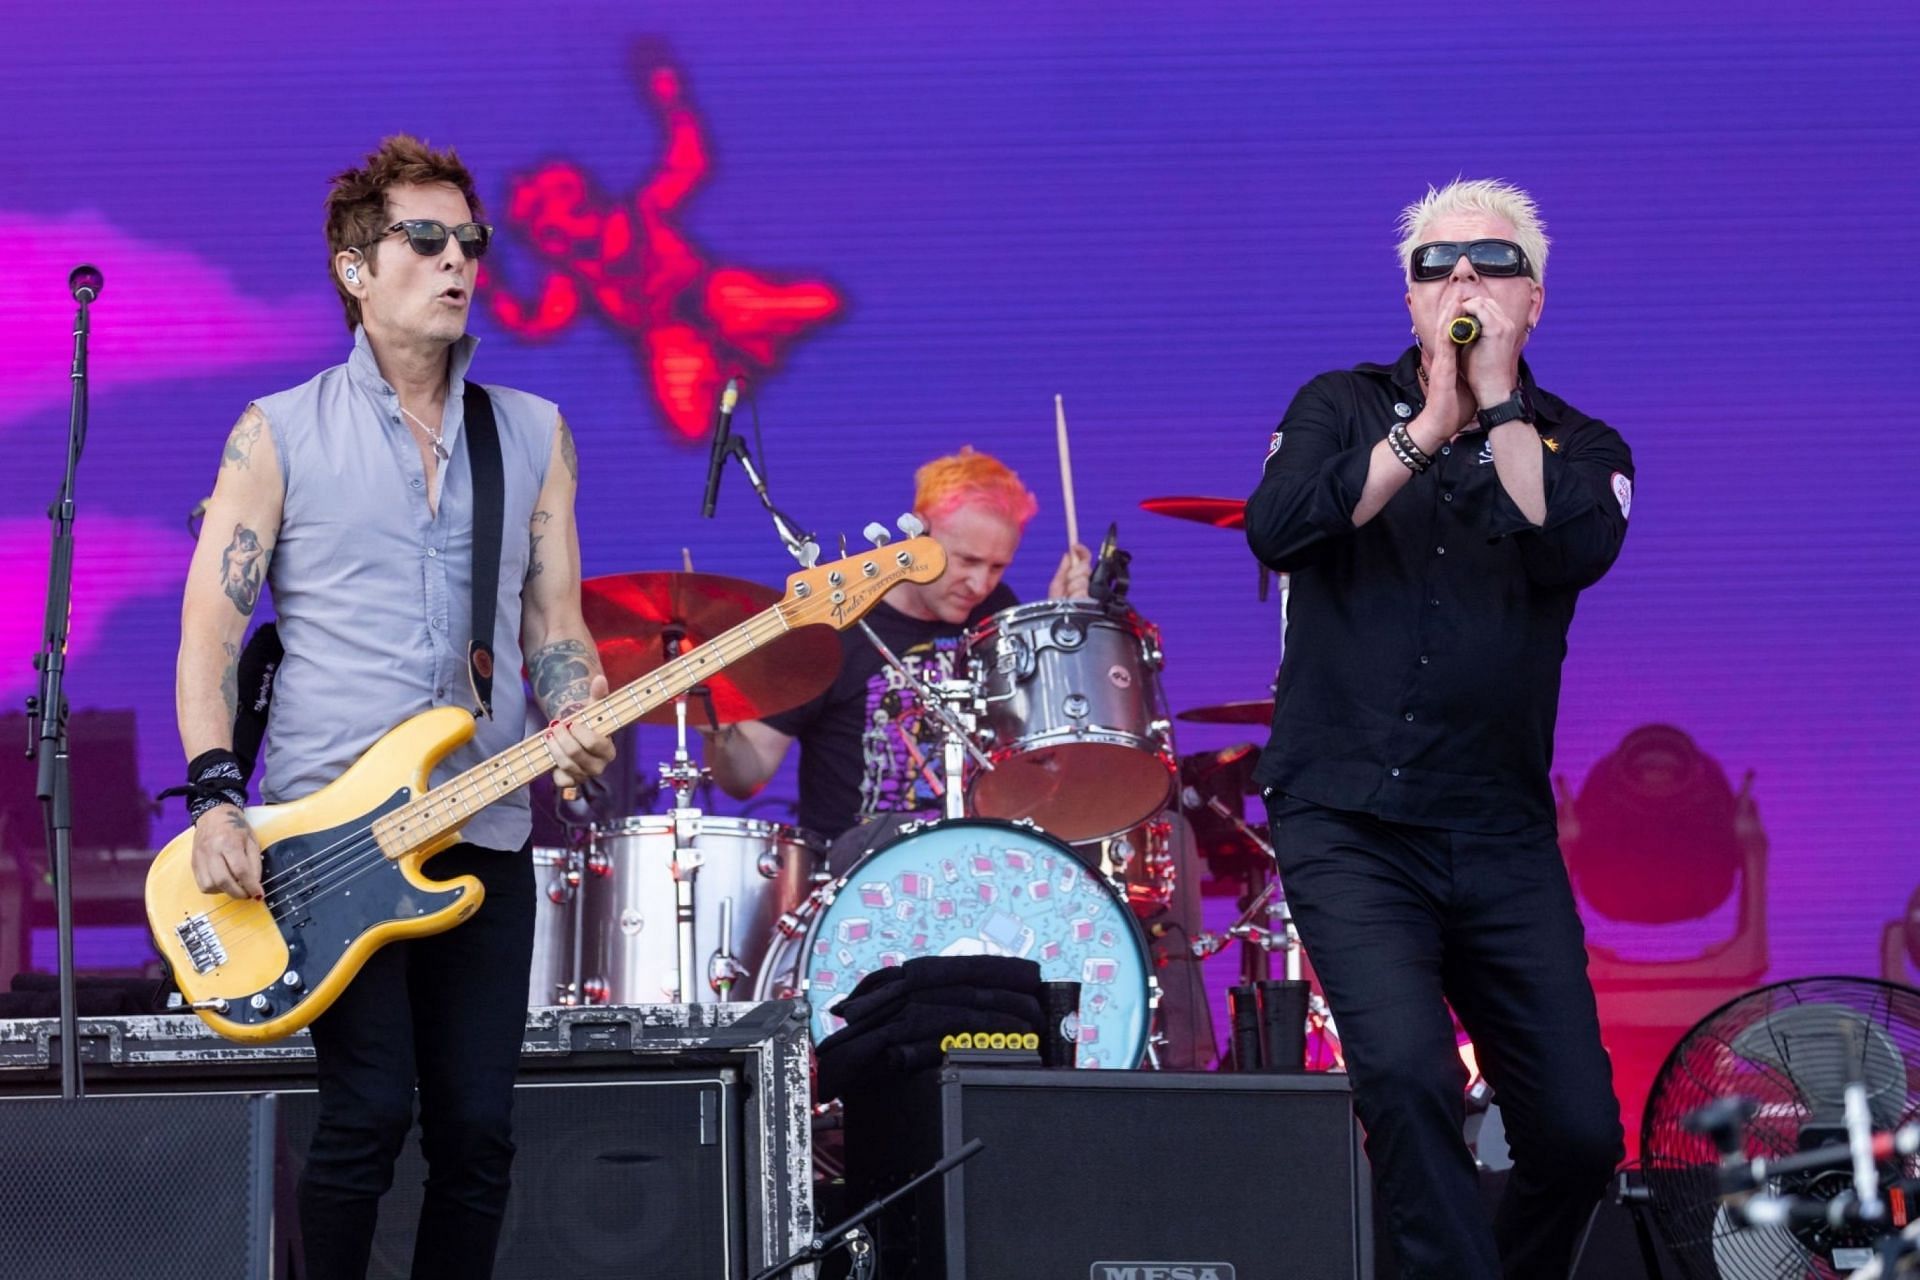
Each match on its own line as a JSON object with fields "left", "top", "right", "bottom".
{"left": 427, "top": 547, "right": 438, "bottom": 558}
{"left": 1389, "top": 767, "right": 1401, "bottom": 778}
{"left": 1440, "top": 445, "right": 1451, "bottom": 456}
{"left": 1404, "top": 711, "right": 1415, "bottom": 722}
{"left": 432, "top": 618, "right": 446, "bottom": 630}
{"left": 1429, "top": 598, "right": 1440, "bottom": 607}
{"left": 1394, "top": 402, "right": 1412, "bottom": 418}
{"left": 1436, "top": 546, "right": 1446, "bottom": 556}
{"left": 411, "top": 478, "right": 423, "bottom": 489}
{"left": 1419, "top": 655, "right": 1430, "bottom": 665}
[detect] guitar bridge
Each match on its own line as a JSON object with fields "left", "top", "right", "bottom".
{"left": 175, "top": 914, "right": 228, "bottom": 974}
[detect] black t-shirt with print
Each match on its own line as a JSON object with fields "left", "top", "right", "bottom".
{"left": 764, "top": 583, "right": 1017, "bottom": 839}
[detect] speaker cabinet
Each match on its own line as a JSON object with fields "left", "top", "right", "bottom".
{"left": 0, "top": 1002, "right": 815, "bottom": 1279}
{"left": 0, "top": 1092, "right": 289, "bottom": 1278}
{"left": 845, "top": 1066, "right": 1371, "bottom": 1280}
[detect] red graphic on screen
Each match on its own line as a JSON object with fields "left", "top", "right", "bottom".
{"left": 483, "top": 54, "right": 842, "bottom": 439}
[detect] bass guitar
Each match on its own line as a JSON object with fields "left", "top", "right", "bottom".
{"left": 146, "top": 535, "right": 945, "bottom": 1042}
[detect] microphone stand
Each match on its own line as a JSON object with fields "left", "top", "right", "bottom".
{"left": 28, "top": 267, "right": 102, "bottom": 1101}
{"left": 748, "top": 1138, "right": 986, "bottom": 1280}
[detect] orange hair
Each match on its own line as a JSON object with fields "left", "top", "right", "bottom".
{"left": 913, "top": 447, "right": 1039, "bottom": 529}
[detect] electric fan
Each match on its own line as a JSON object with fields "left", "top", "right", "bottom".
{"left": 1640, "top": 977, "right": 1920, "bottom": 1278}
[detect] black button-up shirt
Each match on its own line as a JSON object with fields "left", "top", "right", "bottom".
{"left": 1246, "top": 345, "right": 1633, "bottom": 834}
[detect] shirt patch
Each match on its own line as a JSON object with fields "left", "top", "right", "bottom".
{"left": 1611, "top": 471, "right": 1633, "bottom": 519}
{"left": 1265, "top": 430, "right": 1284, "bottom": 462}
{"left": 1542, "top": 437, "right": 1561, "bottom": 453}
{"left": 1477, "top": 438, "right": 1495, "bottom": 465}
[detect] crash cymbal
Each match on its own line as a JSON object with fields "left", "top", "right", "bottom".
{"left": 1174, "top": 698, "right": 1275, "bottom": 726}
{"left": 579, "top": 570, "right": 842, "bottom": 725}
{"left": 1140, "top": 495, "right": 1245, "bottom": 530}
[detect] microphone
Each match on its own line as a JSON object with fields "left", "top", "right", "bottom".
{"left": 699, "top": 376, "right": 741, "bottom": 518}
{"left": 68, "top": 264, "right": 104, "bottom": 304}
{"left": 1447, "top": 315, "right": 1479, "bottom": 345}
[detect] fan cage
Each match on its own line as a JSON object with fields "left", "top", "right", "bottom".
{"left": 1640, "top": 977, "right": 1920, "bottom": 1280}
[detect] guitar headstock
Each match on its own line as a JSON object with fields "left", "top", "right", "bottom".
{"left": 777, "top": 534, "right": 947, "bottom": 631}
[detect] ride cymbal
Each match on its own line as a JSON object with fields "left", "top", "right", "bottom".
{"left": 1139, "top": 495, "right": 1246, "bottom": 530}
{"left": 579, "top": 570, "right": 842, "bottom": 725}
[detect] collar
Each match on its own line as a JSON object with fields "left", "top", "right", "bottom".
{"left": 345, "top": 324, "right": 480, "bottom": 402}
{"left": 1359, "top": 344, "right": 1561, "bottom": 427}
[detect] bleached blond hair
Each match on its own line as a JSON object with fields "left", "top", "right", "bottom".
{"left": 1396, "top": 178, "right": 1550, "bottom": 284}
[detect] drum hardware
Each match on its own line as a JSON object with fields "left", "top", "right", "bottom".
{"left": 1174, "top": 698, "right": 1276, "bottom": 726}
{"left": 852, "top": 623, "right": 995, "bottom": 822}
{"left": 707, "top": 897, "right": 750, "bottom": 997}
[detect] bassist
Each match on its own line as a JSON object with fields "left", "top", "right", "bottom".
{"left": 173, "top": 135, "right": 614, "bottom": 1280}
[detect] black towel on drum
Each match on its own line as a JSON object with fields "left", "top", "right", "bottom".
{"left": 838, "top": 955, "right": 1043, "bottom": 1006}
{"left": 835, "top": 979, "right": 1047, "bottom": 1028}
{"left": 817, "top": 1001, "right": 1040, "bottom": 1101}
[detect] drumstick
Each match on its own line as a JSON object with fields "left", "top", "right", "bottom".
{"left": 681, "top": 547, "right": 694, "bottom": 572}
{"left": 1055, "top": 394, "right": 1079, "bottom": 550}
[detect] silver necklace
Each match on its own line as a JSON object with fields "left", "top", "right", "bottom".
{"left": 399, "top": 403, "right": 450, "bottom": 461}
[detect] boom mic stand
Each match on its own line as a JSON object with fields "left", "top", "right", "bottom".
{"left": 748, "top": 1138, "right": 986, "bottom": 1280}
{"left": 27, "top": 264, "right": 103, "bottom": 1101}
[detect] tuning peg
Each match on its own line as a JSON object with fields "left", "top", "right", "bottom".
{"left": 897, "top": 513, "right": 926, "bottom": 538}
{"left": 796, "top": 540, "right": 821, "bottom": 568}
{"left": 863, "top": 522, "right": 892, "bottom": 548}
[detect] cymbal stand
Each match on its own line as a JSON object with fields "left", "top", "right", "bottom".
{"left": 854, "top": 621, "right": 995, "bottom": 820}
{"left": 659, "top": 626, "right": 713, "bottom": 1004}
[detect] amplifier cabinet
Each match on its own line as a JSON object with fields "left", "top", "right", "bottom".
{"left": 0, "top": 1001, "right": 814, "bottom": 1279}
{"left": 845, "top": 1066, "right": 1371, "bottom": 1280}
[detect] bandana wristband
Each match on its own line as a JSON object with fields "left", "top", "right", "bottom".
{"left": 158, "top": 748, "right": 249, "bottom": 824}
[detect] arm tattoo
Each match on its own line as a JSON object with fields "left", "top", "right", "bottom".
{"left": 556, "top": 415, "right": 578, "bottom": 485}
{"left": 219, "top": 524, "right": 268, "bottom": 615}
{"left": 527, "top": 638, "right": 593, "bottom": 718}
{"left": 527, "top": 509, "right": 552, "bottom": 581}
{"left": 219, "top": 640, "right": 239, "bottom": 722}
{"left": 221, "top": 412, "right": 263, "bottom": 470}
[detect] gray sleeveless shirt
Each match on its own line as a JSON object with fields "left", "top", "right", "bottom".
{"left": 253, "top": 327, "right": 556, "bottom": 851}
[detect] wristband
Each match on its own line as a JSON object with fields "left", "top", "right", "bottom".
{"left": 158, "top": 748, "right": 248, "bottom": 823}
{"left": 1387, "top": 422, "right": 1431, "bottom": 475}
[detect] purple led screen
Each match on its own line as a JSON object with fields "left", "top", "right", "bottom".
{"left": 2, "top": 2, "right": 1916, "bottom": 1130}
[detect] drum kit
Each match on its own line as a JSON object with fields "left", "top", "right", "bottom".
{"left": 525, "top": 485, "right": 1331, "bottom": 1073}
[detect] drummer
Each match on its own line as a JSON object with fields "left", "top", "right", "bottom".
{"left": 701, "top": 446, "right": 1089, "bottom": 856}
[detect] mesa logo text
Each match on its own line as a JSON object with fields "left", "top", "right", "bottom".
{"left": 1091, "top": 1265, "right": 1236, "bottom": 1280}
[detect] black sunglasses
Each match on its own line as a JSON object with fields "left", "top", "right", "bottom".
{"left": 363, "top": 219, "right": 493, "bottom": 260}
{"left": 1409, "top": 239, "right": 1534, "bottom": 282}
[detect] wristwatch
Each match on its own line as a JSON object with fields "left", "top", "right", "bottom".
{"left": 1475, "top": 386, "right": 1535, "bottom": 433}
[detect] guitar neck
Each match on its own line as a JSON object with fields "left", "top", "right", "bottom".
{"left": 372, "top": 606, "right": 793, "bottom": 856}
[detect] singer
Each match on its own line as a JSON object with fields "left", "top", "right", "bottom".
{"left": 171, "top": 135, "right": 615, "bottom": 1280}
{"left": 1246, "top": 179, "right": 1633, "bottom": 1279}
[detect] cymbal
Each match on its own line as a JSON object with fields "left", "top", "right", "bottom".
{"left": 1140, "top": 495, "right": 1245, "bottom": 530}
{"left": 579, "top": 570, "right": 842, "bottom": 725}
{"left": 1174, "top": 698, "right": 1275, "bottom": 725}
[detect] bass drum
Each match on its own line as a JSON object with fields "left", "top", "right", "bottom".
{"left": 756, "top": 819, "right": 1154, "bottom": 1068}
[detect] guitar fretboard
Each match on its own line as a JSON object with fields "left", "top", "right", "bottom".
{"left": 371, "top": 606, "right": 793, "bottom": 857}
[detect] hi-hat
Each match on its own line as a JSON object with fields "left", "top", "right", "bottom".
{"left": 1140, "top": 495, "right": 1246, "bottom": 529}
{"left": 579, "top": 570, "right": 842, "bottom": 725}
{"left": 1174, "top": 699, "right": 1275, "bottom": 725}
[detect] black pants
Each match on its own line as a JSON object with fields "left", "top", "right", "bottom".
{"left": 1265, "top": 794, "right": 1622, "bottom": 1280}
{"left": 297, "top": 842, "right": 535, "bottom": 1280}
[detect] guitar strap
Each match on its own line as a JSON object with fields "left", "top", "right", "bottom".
{"left": 229, "top": 383, "right": 508, "bottom": 778}
{"left": 462, "top": 382, "right": 505, "bottom": 721}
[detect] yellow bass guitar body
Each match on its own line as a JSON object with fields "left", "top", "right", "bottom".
{"left": 144, "top": 706, "right": 481, "bottom": 1043}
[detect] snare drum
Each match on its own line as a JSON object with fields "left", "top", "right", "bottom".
{"left": 581, "top": 815, "right": 819, "bottom": 1004}
{"left": 756, "top": 818, "right": 1155, "bottom": 1068}
{"left": 965, "top": 600, "right": 1175, "bottom": 842}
